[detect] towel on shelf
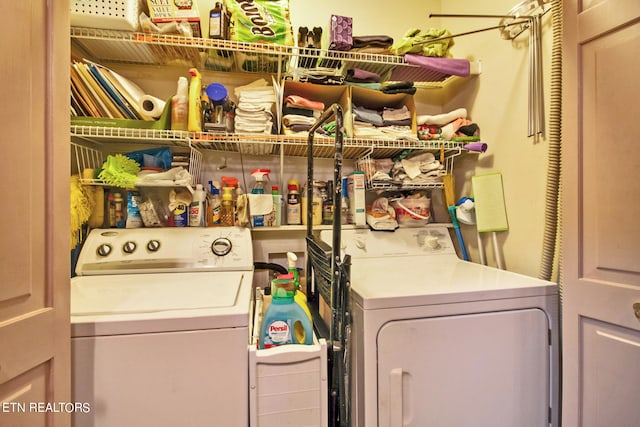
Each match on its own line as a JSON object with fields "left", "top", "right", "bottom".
{"left": 353, "top": 105, "right": 383, "bottom": 126}
{"left": 247, "top": 194, "right": 274, "bottom": 217}
{"left": 234, "top": 80, "right": 275, "bottom": 134}
{"left": 416, "top": 108, "right": 467, "bottom": 126}
{"left": 346, "top": 68, "right": 381, "bottom": 83}
{"left": 284, "top": 95, "right": 324, "bottom": 111}
{"left": 404, "top": 55, "right": 470, "bottom": 77}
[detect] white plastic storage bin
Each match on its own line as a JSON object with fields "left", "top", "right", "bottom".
{"left": 71, "top": 0, "right": 142, "bottom": 31}
{"left": 249, "top": 292, "right": 328, "bottom": 427}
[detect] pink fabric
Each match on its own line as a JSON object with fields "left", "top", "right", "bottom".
{"left": 390, "top": 55, "right": 470, "bottom": 81}
{"left": 284, "top": 95, "right": 325, "bottom": 111}
{"left": 403, "top": 55, "right": 470, "bottom": 77}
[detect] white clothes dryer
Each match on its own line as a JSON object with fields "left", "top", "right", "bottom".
{"left": 322, "top": 226, "right": 559, "bottom": 427}
{"left": 71, "top": 227, "right": 254, "bottom": 427}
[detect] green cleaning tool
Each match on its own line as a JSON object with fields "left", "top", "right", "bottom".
{"left": 98, "top": 154, "right": 140, "bottom": 188}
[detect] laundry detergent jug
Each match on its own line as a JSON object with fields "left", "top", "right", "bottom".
{"left": 259, "top": 276, "right": 313, "bottom": 349}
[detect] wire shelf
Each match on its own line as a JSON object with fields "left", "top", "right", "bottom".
{"left": 356, "top": 141, "right": 464, "bottom": 191}
{"left": 71, "top": 27, "right": 480, "bottom": 85}
{"left": 71, "top": 125, "right": 469, "bottom": 162}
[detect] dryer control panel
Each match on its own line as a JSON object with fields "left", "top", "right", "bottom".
{"left": 76, "top": 226, "right": 254, "bottom": 275}
{"left": 322, "top": 226, "right": 457, "bottom": 259}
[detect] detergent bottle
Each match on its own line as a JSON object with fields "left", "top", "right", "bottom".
{"left": 259, "top": 275, "right": 313, "bottom": 349}
{"left": 270, "top": 185, "right": 282, "bottom": 227}
{"left": 171, "top": 76, "right": 188, "bottom": 131}
{"left": 206, "top": 180, "right": 221, "bottom": 226}
{"left": 189, "top": 183, "right": 206, "bottom": 227}
{"left": 187, "top": 68, "right": 202, "bottom": 132}
{"left": 250, "top": 168, "right": 270, "bottom": 227}
{"left": 286, "top": 179, "right": 301, "bottom": 225}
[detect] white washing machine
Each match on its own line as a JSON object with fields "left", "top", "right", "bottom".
{"left": 322, "top": 226, "right": 559, "bottom": 427}
{"left": 71, "top": 227, "right": 254, "bottom": 427}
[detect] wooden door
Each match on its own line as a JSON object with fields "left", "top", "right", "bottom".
{"left": 562, "top": 0, "right": 640, "bottom": 425}
{"left": 0, "top": 2, "right": 70, "bottom": 426}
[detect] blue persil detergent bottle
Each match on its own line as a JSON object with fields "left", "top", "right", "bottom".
{"left": 259, "top": 276, "right": 313, "bottom": 349}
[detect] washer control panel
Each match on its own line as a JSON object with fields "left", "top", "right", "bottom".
{"left": 76, "top": 227, "right": 254, "bottom": 275}
{"left": 321, "top": 226, "right": 457, "bottom": 259}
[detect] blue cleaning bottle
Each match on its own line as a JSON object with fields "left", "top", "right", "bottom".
{"left": 259, "top": 276, "right": 313, "bottom": 349}
{"left": 250, "top": 168, "right": 270, "bottom": 227}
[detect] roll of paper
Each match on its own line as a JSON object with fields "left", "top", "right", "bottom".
{"left": 140, "top": 95, "right": 166, "bottom": 119}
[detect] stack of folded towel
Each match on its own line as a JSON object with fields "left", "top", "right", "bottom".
{"left": 233, "top": 80, "right": 276, "bottom": 134}
{"left": 352, "top": 104, "right": 417, "bottom": 141}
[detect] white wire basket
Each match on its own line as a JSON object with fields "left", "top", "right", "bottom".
{"left": 71, "top": 142, "right": 203, "bottom": 189}
{"left": 70, "top": 0, "right": 142, "bottom": 32}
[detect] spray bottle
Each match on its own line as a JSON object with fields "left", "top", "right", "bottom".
{"left": 171, "top": 76, "right": 188, "bottom": 131}
{"left": 250, "top": 168, "right": 270, "bottom": 227}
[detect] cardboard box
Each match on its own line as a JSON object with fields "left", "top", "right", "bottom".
{"left": 349, "top": 86, "right": 417, "bottom": 134}
{"left": 147, "top": 0, "right": 202, "bottom": 38}
{"left": 347, "top": 172, "right": 366, "bottom": 226}
{"left": 281, "top": 81, "right": 351, "bottom": 136}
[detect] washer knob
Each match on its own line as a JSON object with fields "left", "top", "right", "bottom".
{"left": 426, "top": 235, "right": 441, "bottom": 249}
{"left": 122, "top": 241, "right": 137, "bottom": 254}
{"left": 96, "top": 244, "right": 112, "bottom": 257}
{"left": 211, "top": 237, "right": 232, "bottom": 256}
{"left": 147, "top": 240, "right": 161, "bottom": 252}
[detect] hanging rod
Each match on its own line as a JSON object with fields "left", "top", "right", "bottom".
{"left": 416, "top": 7, "right": 552, "bottom": 45}
{"left": 429, "top": 13, "right": 532, "bottom": 19}
{"left": 412, "top": 19, "right": 531, "bottom": 45}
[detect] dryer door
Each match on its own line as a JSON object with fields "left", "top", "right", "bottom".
{"left": 377, "top": 309, "right": 549, "bottom": 427}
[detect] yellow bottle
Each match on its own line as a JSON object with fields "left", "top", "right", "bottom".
{"left": 187, "top": 68, "right": 202, "bottom": 132}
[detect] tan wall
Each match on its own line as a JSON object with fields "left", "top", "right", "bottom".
{"left": 293, "top": 0, "right": 555, "bottom": 277}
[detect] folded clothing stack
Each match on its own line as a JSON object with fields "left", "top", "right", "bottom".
{"left": 416, "top": 107, "right": 480, "bottom": 141}
{"left": 282, "top": 95, "right": 325, "bottom": 136}
{"left": 234, "top": 80, "right": 276, "bottom": 134}
{"left": 352, "top": 104, "right": 417, "bottom": 141}
{"left": 358, "top": 152, "right": 445, "bottom": 187}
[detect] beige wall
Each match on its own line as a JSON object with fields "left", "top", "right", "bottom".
{"left": 292, "top": 0, "right": 555, "bottom": 277}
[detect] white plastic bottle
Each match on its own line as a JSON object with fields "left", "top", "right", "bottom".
{"left": 189, "top": 184, "right": 206, "bottom": 227}
{"left": 206, "top": 181, "right": 221, "bottom": 226}
{"left": 171, "top": 76, "right": 188, "bottom": 131}
{"left": 286, "top": 179, "right": 301, "bottom": 225}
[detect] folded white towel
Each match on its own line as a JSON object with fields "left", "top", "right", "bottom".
{"left": 247, "top": 194, "right": 274, "bottom": 216}
{"left": 366, "top": 213, "right": 398, "bottom": 231}
{"left": 416, "top": 108, "right": 467, "bottom": 126}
